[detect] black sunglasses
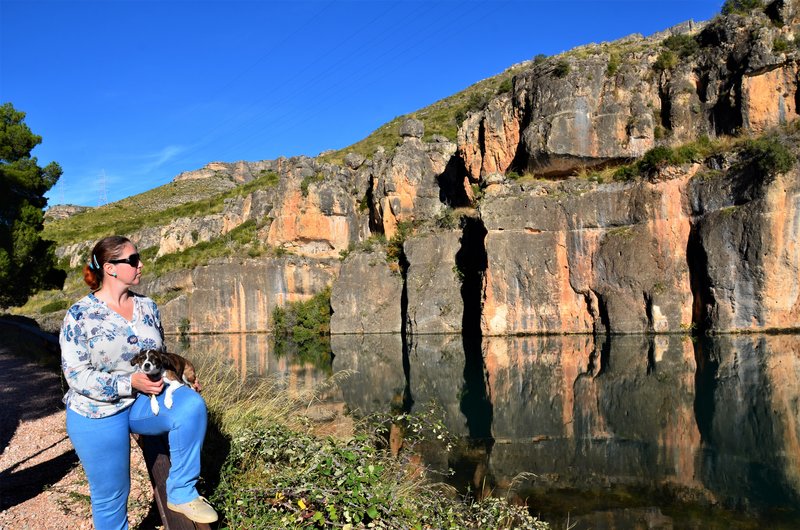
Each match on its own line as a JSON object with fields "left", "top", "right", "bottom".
{"left": 107, "top": 253, "right": 141, "bottom": 268}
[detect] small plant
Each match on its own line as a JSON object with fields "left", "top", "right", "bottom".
{"left": 640, "top": 146, "right": 678, "bottom": 174}
{"left": 371, "top": 402, "right": 455, "bottom": 453}
{"left": 470, "top": 183, "right": 484, "bottom": 204}
{"left": 178, "top": 318, "right": 190, "bottom": 337}
{"left": 435, "top": 208, "right": 461, "bottom": 230}
{"left": 358, "top": 192, "right": 370, "bottom": 212}
{"left": 385, "top": 220, "right": 414, "bottom": 265}
{"left": 506, "top": 170, "right": 522, "bottom": 181}
{"left": 40, "top": 299, "right": 69, "bottom": 313}
{"left": 613, "top": 164, "right": 639, "bottom": 181}
{"left": 741, "top": 136, "right": 796, "bottom": 176}
{"left": 553, "top": 60, "right": 570, "bottom": 78}
{"left": 653, "top": 50, "right": 678, "bottom": 72}
{"left": 496, "top": 77, "right": 513, "bottom": 95}
{"left": 605, "top": 52, "right": 620, "bottom": 77}
{"left": 773, "top": 36, "right": 790, "bottom": 53}
{"left": 662, "top": 34, "right": 699, "bottom": 59}
{"left": 533, "top": 53, "right": 547, "bottom": 65}
{"left": 300, "top": 172, "right": 325, "bottom": 197}
{"left": 453, "top": 263, "right": 466, "bottom": 283}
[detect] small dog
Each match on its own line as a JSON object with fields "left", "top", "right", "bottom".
{"left": 130, "top": 350, "right": 197, "bottom": 415}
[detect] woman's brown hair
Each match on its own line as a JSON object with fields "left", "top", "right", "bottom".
{"left": 82, "top": 236, "right": 132, "bottom": 290}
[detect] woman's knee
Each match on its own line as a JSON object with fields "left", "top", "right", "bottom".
{"left": 173, "top": 387, "right": 207, "bottom": 419}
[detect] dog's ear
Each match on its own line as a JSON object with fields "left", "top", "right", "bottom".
{"left": 130, "top": 351, "right": 144, "bottom": 366}
{"left": 161, "top": 351, "right": 181, "bottom": 370}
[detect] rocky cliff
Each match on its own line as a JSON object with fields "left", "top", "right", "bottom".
{"left": 50, "top": 1, "right": 800, "bottom": 337}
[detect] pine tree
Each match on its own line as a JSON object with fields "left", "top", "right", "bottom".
{"left": 0, "top": 102, "right": 65, "bottom": 307}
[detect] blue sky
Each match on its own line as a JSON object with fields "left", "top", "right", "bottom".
{"left": 1, "top": 0, "right": 722, "bottom": 207}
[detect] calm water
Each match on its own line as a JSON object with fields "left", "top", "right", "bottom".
{"left": 177, "top": 332, "right": 800, "bottom": 530}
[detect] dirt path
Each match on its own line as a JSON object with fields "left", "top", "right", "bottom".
{"left": 0, "top": 329, "right": 157, "bottom": 529}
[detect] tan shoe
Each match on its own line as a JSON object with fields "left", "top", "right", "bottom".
{"left": 167, "top": 496, "right": 219, "bottom": 523}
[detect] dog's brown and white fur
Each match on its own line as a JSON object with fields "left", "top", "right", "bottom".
{"left": 130, "top": 350, "right": 197, "bottom": 415}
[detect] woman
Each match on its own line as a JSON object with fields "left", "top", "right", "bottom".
{"left": 60, "top": 235, "right": 217, "bottom": 529}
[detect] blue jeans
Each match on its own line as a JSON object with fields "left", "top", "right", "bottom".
{"left": 66, "top": 386, "right": 207, "bottom": 530}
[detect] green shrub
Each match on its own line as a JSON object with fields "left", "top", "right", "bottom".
{"left": 741, "top": 136, "right": 796, "bottom": 175}
{"left": 662, "top": 34, "right": 699, "bottom": 58}
{"left": 386, "top": 221, "right": 414, "bottom": 265}
{"left": 773, "top": 36, "right": 790, "bottom": 53}
{"left": 272, "top": 287, "right": 332, "bottom": 370}
{"left": 653, "top": 50, "right": 678, "bottom": 72}
{"left": 300, "top": 173, "right": 325, "bottom": 197}
{"left": 553, "top": 60, "right": 570, "bottom": 78}
{"left": 638, "top": 141, "right": 710, "bottom": 174}
{"left": 212, "top": 422, "right": 549, "bottom": 529}
{"left": 639, "top": 146, "right": 677, "bottom": 174}
{"left": 721, "top": 0, "right": 764, "bottom": 15}
{"left": 40, "top": 299, "right": 69, "bottom": 313}
{"left": 272, "top": 287, "right": 330, "bottom": 338}
{"left": 435, "top": 208, "right": 461, "bottom": 230}
{"left": 613, "top": 164, "right": 639, "bottom": 181}
{"left": 506, "top": 170, "right": 522, "bottom": 181}
{"left": 533, "top": 53, "right": 547, "bottom": 65}
{"left": 496, "top": 77, "right": 513, "bottom": 95}
{"left": 470, "top": 183, "right": 484, "bottom": 204}
{"left": 606, "top": 52, "right": 620, "bottom": 77}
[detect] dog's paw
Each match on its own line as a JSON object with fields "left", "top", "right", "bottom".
{"left": 165, "top": 393, "right": 174, "bottom": 409}
{"left": 150, "top": 399, "right": 160, "bottom": 415}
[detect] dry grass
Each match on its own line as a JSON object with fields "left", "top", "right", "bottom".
{"left": 194, "top": 350, "right": 351, "bottom": 436}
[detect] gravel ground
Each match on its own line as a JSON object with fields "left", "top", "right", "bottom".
{"left": 0, "top": 349, "right": 157, "bottom": 530}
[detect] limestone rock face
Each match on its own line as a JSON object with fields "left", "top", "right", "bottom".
{"left": 404, "top": 231, "right": 464, "bottom": 335}
{"left": 142, "top": 256, "right": 338, "bottom": 334}
{"left": 266, "top": 178, "right": 365, "bottom": 259}
{"left": 458, "top": 94, "right": 521, "bottom": 180}
{"left": 459, "top": 11, "right": 800, "bottom": 181}
{"left": 371, "top": 130, "right": 457, "bottom": 238}
{"left": 480, "top": 176, "right": 695, "bottom": 335}
{"left": 689, "top": 168, "right": 800, "bottom": 332}
{"left": 399, "top": 118, "right": 424, "bottom": 138}
{"left": 330, "top": 250, "right": 403, "bottom": 334}
{"left": 174, "top": 160, "right": 275, "bottom": 184}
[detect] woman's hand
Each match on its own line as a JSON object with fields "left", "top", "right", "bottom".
{"left": 192, "top": 375, "right": 203, "bottom": 392}
{"left": 131, "top": 372, "right": 164, "bottom": 395}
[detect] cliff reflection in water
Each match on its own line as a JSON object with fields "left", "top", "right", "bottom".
{"left": 178, "top": 332, "right": 800, "bottom": 527}
{"left": 333, "top": 333, "right": 800, "bottom": 528}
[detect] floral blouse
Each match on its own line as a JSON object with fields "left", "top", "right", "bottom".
{"left": 60, "top": 292, "right": 165, "bottom": 418}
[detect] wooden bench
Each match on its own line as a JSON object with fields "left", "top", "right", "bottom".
{"left": 136, "top": 434, "right": 214, "bottom": 530}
